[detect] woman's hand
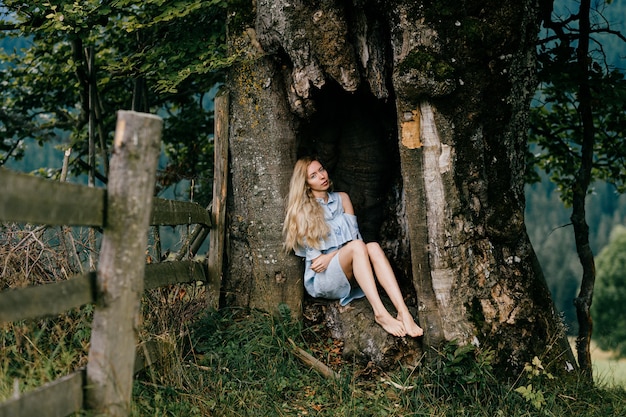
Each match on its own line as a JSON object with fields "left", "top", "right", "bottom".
{"left": 311, "top": 252, "right": 335, "bottom": 273}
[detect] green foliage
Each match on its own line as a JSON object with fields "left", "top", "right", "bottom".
{"left": 529, "top": 68, "right": 626, "bottom": 204}
{"left": 432, "top": 340, "right": 496, "bottom": 396}
{"left": 0, "top": 0, "right": 231, "bottom": 205}
{"left": 528, "top": 1, "right": 626, "bottom": 204}
{"left": 591, "top": 225, "right": 626, "bottom": 358}
{"left": 514, "top": 356, "right": 554, "bottom": 410}
{"left": 3, "top": 303, "right": 626, "bottom": 415}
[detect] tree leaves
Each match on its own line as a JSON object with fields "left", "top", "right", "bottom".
{"left": 1, "top": 0, "right": 230, "bottom": 204}
{"left": 529, "top": 2, "right": 626, "bottom": 205}
{"left": 591, "top": 225, "right": 626, "bottom": 357}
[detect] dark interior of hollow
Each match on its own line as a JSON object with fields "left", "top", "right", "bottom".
{"left": 297, "top": 82, "right": 414, "bottom": 290}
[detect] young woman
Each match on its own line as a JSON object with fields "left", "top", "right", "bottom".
{"left": 283, "top": 156, "right": 423, "bottom": 338}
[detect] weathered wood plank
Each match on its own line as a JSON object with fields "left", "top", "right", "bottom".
{"left": 207, "top": 88, "right": 229, "bottom": 309}
{"left": 0, "top": 370, "right": 84, "bottom": 417}
{"left": 151, "top": 198, "right": 211, "bottom": 227}
{"left": 0, "top": 260, "right": 206, "bottom": 324}
{"left": 0, "top": 166, "right": 209, "bottom": 228}
{"left": 0, "top": 273, "right": 96, "bottom": 323}
{"left": 0, "top": 168, "right": 105, "bottom": 226}
{"left": 85, "top": 110, "right": 162, "bottom": 416}
{"left": 134, "top": 339, "right": 176, "bottom": 374}
{"left": 173, "top": 220, "right": 210, "bottom": 261}
{"left": 144, "top": 260, "right": 207, "bottom": 290}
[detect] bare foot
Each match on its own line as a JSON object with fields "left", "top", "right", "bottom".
{"left": 375, "top": 313, "right": 407, "bottom": 337}
{"left": 398, "top": 312, "right": 423, "bottom": 337}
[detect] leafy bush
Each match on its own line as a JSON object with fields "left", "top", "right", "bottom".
{"left": 592, "top": 225, "right": 626, "bottom": 358}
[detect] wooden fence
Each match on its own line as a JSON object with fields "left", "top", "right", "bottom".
{"left": 0, "top": 101, "right": 229, "bottom": 417}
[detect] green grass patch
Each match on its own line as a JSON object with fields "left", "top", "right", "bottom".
{"left": 594, "top": 358, "right": 626, "bottom": 388}
{"left": 129, "top": 307, "right": 626, "bottom": 416}
{"left": 569, "top": 337, "right": 626, "bottom": 389}
{"left": 0, "top": 306, "right": 93, "bottom": 400}
{"left": 3, "top": 305, "right": 626, "bottom": 416}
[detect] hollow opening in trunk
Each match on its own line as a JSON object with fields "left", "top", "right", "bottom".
{"left": 296, "top": 81, "right": 414, "bottom": 292}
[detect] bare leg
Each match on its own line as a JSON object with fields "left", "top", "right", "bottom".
{"left": 366, "top": 242, "right": 423, "bottom": 337}
{"left": 337, "top": 240, "right": 407, "bottom": 337}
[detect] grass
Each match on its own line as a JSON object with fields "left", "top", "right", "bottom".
{"left": 2, "top": 304, "right": 626, "bottom": 416}
{"left": 2, "top": 224, "right": 626, "bottom": 416}
{"left": 126, "top": 307, "right": 626, "bottom": 417}
{"left": 595, "top": 359, "right": 626, "bottom": 388}
{"left": 567, "top": 337, "right": 626, "bottom": 389}
{"left": 589, "top": 343, "right": 626, "bottom": 389}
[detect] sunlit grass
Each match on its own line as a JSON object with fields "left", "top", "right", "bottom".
{"left": 594, "top": 359, "right": 626, "bottom": 388}
{"left": 592, "top": 348, "right": 626, "bottom": 388}
{"left": 569, "top": 337, "right": 626, "bottom": 388}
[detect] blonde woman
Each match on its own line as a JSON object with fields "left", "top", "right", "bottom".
{"left": 283, "top": 157, "right": 423, "bottom": 338}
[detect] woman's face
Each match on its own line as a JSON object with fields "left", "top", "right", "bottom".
{"left": 306, "top": 160, "right": 330, "bottom": 194}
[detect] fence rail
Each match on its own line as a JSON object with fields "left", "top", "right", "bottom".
{"left": 0, "top": 168, "right": 105, "bottom": 226}
{"left": 0, "top": 106, "right": 228, "bottom": 417}
{"left": 0, "top": 260, "right": 207, "bottom": 323}
{"left": 0, "top": 168, "right": 211, "bottom": 227}
{"left": 0, "top": 371, "right": 85, "bottom": 417}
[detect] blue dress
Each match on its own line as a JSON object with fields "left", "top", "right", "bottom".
{"left": 294, "top": 192, "right": 366, "bottom": 305}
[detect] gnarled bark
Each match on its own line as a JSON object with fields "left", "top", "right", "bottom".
{"left": 224, "top": 0, "right": 576, "bottom": 376}
{"left": 222, "top": 30, "right": 303, "bottom": 316}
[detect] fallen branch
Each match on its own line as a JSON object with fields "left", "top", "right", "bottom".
{"left": 288, "top": 338, "right": 340, "bottom": 381}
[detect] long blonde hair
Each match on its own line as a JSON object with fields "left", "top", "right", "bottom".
{"left": 283, "top": 157, "right": 330, "bottom": 252}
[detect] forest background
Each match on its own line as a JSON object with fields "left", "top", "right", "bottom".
{"left": 1, "top": 0, "right": 625, "bottom": 414}
{"left": 1, "top": 0, "right": 624, "bottom": 340}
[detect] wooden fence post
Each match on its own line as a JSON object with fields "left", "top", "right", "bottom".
{"left": 85, "top": 111, "right": 162, "bottom": 416}
{"left": 207, "top": 88, "right": 229, "bottom": 309}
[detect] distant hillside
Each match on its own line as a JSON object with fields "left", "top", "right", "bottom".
{"left": 525, "top": 179, "right": 626, "bottom": 333}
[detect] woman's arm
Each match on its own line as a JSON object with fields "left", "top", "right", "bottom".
{"left": 310, "top": 251, "right": 337, "bottom": 273}
{"left": 338, "top": 191, "right": 354, "bottom": 215}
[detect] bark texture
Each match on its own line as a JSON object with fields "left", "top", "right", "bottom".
{"left": 86, "top": 111, "right": 162, "bottom": 415}
{"left": 389, "top": 0, "right": 574, "bottom": 372}
{"left": 223, "top": 26, "right": 304, "bottom": 316}
{"left": 572, "top": 0, "right": 596, "bottom": 381}
{"left": 225, "top": 0, "right": 575, "bottom": 375}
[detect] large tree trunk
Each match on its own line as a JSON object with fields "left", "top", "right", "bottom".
{"left": 222, "top": 31, "right": 303, "bottom": 315}
{"left": 223, "top": 0, "right": 576, "bottom": 376}
{"left": 387, "top": 1, "right": 575, "bottom": 372}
